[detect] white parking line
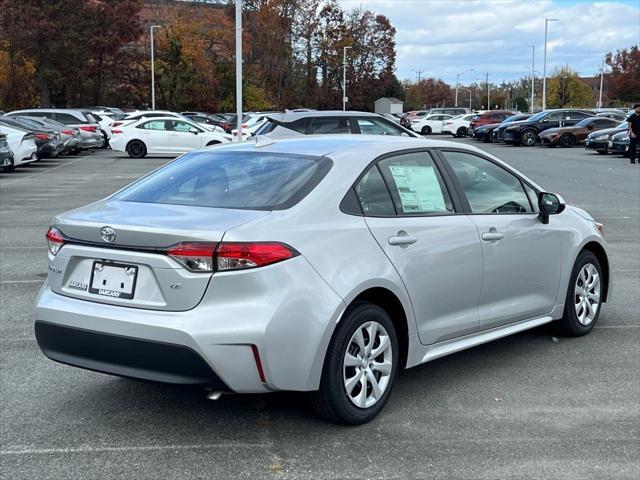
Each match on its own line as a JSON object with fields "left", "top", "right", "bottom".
{"left": 595, "top": 325, "right": 640, "bottom": 329}
{"left": 1, "top": 443, "right": 269, "bottom": 456}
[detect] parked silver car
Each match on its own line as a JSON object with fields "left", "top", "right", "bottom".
{"left": 35, "top": 136, "right": 610, "bottom": 424}
{"left": 6, "top": 109, "right": 102, "bottom": 149}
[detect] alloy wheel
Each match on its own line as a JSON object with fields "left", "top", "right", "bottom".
{"left": 574, "top": 263, "right": 600, "bottom": 326}
{"left": 522, "top": 131, "right": 537, "bottom": 146}
{"left": 343, "top": 321, "right": 393, "bottom": 408}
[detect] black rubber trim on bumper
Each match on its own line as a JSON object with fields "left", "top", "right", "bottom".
{"left": 35, "top": 320, "right": 231, "bottom": 389}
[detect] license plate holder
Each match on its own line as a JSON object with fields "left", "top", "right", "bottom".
{"left": 89, "top": 261, "right": 138, "bottom": 299}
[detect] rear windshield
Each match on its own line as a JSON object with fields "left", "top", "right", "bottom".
{"left": 115, "top": 150, "right": 332, "bottom": 210}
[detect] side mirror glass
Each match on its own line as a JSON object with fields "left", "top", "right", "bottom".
{"left": 538, "top": 192, "right": 566, "bottom": 224}
{"left": 189, "top": 127, "right": 199, "bottom": 134}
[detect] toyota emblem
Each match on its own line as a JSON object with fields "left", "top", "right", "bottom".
{"left": 100, "top": 226, "right": 117, "bottom": 243}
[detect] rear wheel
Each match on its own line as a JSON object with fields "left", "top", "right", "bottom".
{"left": 521, "top": 130, "right": 537, "bottom": 146}
{"left": 559, "top": 134, "right": 575, "bottom": 148}
{"left": 421, "top": 126, "right": 432, "bottom": 135}
{"left": 311, "top": 302, "right": 399, "bottom": 425}
{"left": 456, "top": 127, "right": 467, "bottom": 138}
{"left": 126, "top": 140, "right": 147, "bottom": 159}
{"left": 2, "top": 156, "right": 15, "bottom": 172}
{"left": 558, "top": 251, "right": 603, "bottom": 337}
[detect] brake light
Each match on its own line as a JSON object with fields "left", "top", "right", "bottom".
{"left": 79, "top": 125, "right": 97, "bottom": 132}
{"left": 165, "top": 242, "right": 217, "bottom": 272}
{"left": 61, "top": 129, "right": 73, "bottom": 135}
{"left": 34, "top": 133, "right": 51, "bottom": 141}
{"left": 164, "top": 241, "right": 298, "bottom": 272}
{"left": 111, "top": 129, "right": 123, "bottom": 134}
{"left": 214, "top": 242, "right": 297, "bottom": 271}
{"left": 45, "top": 227, "right": 65, "bottom": 255}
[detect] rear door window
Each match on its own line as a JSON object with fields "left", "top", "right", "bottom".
{"left": 53, "top": 113, "right": 82, "bottom": 124}
{"left": 115, "top": 151, "right": 332, "bottom": 210}
{"left": 308, "top": 117, "right": 351, "bottom": 134}
{"left": 354, "top": 167, "right": 395, "bottom": 216}
{"left": 138, "top": 120, "right": 168, "bottom": 130}
{"left": 378, "top": 152, "right": 454, "bottom": 215}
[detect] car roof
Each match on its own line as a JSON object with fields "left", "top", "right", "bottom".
{"left": 264, "top": 111, "right": 382, "bottom": 122}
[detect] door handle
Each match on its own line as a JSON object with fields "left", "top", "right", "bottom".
{"left": 388, "top": 233, "right": 417, "bottom": 246}
{"left": 481, "top": 231, "right": 504, "bottom": 242}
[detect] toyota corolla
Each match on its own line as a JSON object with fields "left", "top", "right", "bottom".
{"left": 35, "top": 136, "right": 610, "bottom": 424}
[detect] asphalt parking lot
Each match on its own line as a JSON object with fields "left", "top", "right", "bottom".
{"left": 1, "top": 140, "right": 638, "bottom": 479}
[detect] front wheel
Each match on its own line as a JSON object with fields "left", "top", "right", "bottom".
{"left": 558, "top": 251, "right": 603, "bottom": 336}
{"left": 521, "top": 130, "right": 537, "bottom": 146}
{"left": 559, "top": 134, "right": 575, "bottom": 148}
{"left": 126, "top": 140, "right": 147, "bottom": 159}
{"left": 311, "top": 302, "right": 399, "bottom": 425}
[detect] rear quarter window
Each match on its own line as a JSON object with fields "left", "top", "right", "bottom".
{"left": 115, "top": 151, "right": 332, "bottom": 210}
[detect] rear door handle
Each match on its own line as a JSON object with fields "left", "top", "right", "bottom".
{"left": 481, "top": 231, "right": 504, "bottom": 242}
{"left": 388, "top": 234, "right": 417, "bottom": 246}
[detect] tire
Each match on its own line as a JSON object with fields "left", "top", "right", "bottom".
{"left": 126, "top": 140, "right": 147, "bottom": 159}
{"left": 420, "top": 126, "right": 432, "bottom": 135}
{"left": 520, "top": 130, "right": 537, "bottom": 147}
{"left": 1, "top": 156, "right": 14, "bottom": 173}
{"left": 559, "top": 134, "right": 575, "bottom": 148}
{"left": 311, "top": 302, "right": 399, "bottom": 425}
{"left": 558, "top": 251, "right": 603, "bottom": 337}
{"left": 100, "top": 130, "right": 109, "bottom": 149}
{"left": 456, "top": 127, "right": 467, "bottom": 138}
{"left": 597, "top": 150, "right": 608, "bottom": 155}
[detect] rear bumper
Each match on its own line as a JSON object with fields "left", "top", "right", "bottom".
{"left": 35, "top": 320, "right": 230, "bottom": 388}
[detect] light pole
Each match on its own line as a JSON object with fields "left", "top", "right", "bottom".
{"left": 455, "top": 69, "right": 474, "bottom": 107}
{"left": 529, "top": 45, "right": 535, "bottom": 112}
{"left": 235, "top": 0, "right": 243, "bottom": 141}
{"left": 150, "top": 25, "right": 162, "bottom": 110}
{"left": 462, "top": 88, "right": 472, "bottom": 110}
{"left": 342, "top": 46, "right": 352, "bottom": 111}
{"left": 561, "top": 74, "right": 568, "bottom": 107}
{"left": 542, "top": 18, "right": 559, "bottom": 111}
{"left": 598, "top": 58, "right": 605, "bottom": 108}
{"left": 483, "top": 72, "right": 490, "bottom": 110}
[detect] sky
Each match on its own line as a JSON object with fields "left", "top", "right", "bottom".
{"left": 338, "top": 0, "right": 640, "bottom": 85}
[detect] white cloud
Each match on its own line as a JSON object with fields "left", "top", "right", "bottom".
{"left": 338, "top": 0, "right": 640, "bottom": 83}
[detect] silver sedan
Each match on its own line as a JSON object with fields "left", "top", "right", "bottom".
{"left": 35, "top": 136, "right": 610, "bottom": 424}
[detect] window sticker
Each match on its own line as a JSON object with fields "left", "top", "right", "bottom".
{"left": 388, "top": 165, "right": 446, "bottom": 212}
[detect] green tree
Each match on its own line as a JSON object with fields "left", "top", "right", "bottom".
{"left": 546, "top": 66, "right": 592, "bottom": 108}
{"left": 513, "top": 96, "right": 528, "bottom": 112}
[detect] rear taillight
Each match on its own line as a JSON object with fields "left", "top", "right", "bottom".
{"left": 165, "top": 242, "right": 217, "bottom": 272}
{"left": 34, "top": 133, "right": 51, "bottom": 141}
{"left": 111, "top": 129, "right": 123, "bottom": 134}
{"left": 46, "top": 227, "right": 65, "bottom": 255}
{"left": 214, "top": 242, "right": 297, "bottom": 271}
{"left": 164, "top": 241, "right": 298, "bottom": 272}
{"left": 113, "top": 121, "right": 123, "bottom": 127}
{"left": 61, "top": 129, "right": 73, "bottom": 135}
{"left": 79, "top": 125, "right": 97, "bottom": 132}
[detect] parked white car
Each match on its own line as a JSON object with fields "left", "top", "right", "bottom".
{"left": 442, "top": 114, "right": 477, "bottom": 137}
{"left": 109, "top": 117, "right": 231, "bottom": 158}
{"left": 89, "top": 111, "right": 116, "bottom": 144}
{"left": 410, "top": 114, "right": 454, "bottom": 135}
{"left": 0, "top": 125, "right": 38, "bottom": 167}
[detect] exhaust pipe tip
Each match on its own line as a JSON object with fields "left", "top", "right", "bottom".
{"left": 206, "top": 390, "right": 223, "bottom": 401}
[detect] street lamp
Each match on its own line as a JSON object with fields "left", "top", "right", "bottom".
{"left": 462, "top": 88, "right": 472, "bottom": 110}
{"left": 561, "top": 74, "right": 568, "bottom": 107}
{"left": 235, "top": 0, "right": 243, "bottom": 141}
{"left": 542, "top": 18, "right": 559, "bottom": 111}
{"left": 455, "top": 69, "right": 474, "bottom": 107}
{"left": 150, "top": 25, "right": 162, "bottom": 110}
{"left": 342, "top": 46, "right": 352, "bottom": 111}
{"left": 529, "top": 45, "right": 535, "bottom": 112}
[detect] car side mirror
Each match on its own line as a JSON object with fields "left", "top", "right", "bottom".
{"left": 541, "top": 119, "right": 549, "bottom": 123}
{"left": 538, "top": 192, "right": 566, "bottom": 224}
{"left": 189, "top": 127, "right": 199, "bottom": 134}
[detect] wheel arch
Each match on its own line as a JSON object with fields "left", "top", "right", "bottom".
{"left": 125, "top": 138, "right": 146, "bottom": 150}
{"left": 343, "top": 287, "right": 410, "bottom": 369}
{"left": 580, "top": 241, "right": 610, "bottom": 302}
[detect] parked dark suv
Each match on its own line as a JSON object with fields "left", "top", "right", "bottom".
{"left": 502, "top": 109, "right": 595, "bottom": 146}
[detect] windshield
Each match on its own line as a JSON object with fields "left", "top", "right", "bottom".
{"left": 115, "top": 151, "right": 332, "bottom": 210}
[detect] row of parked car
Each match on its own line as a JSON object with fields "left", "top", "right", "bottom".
{"left": 397, "top": 107, "right": 631, "bottom": 155}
